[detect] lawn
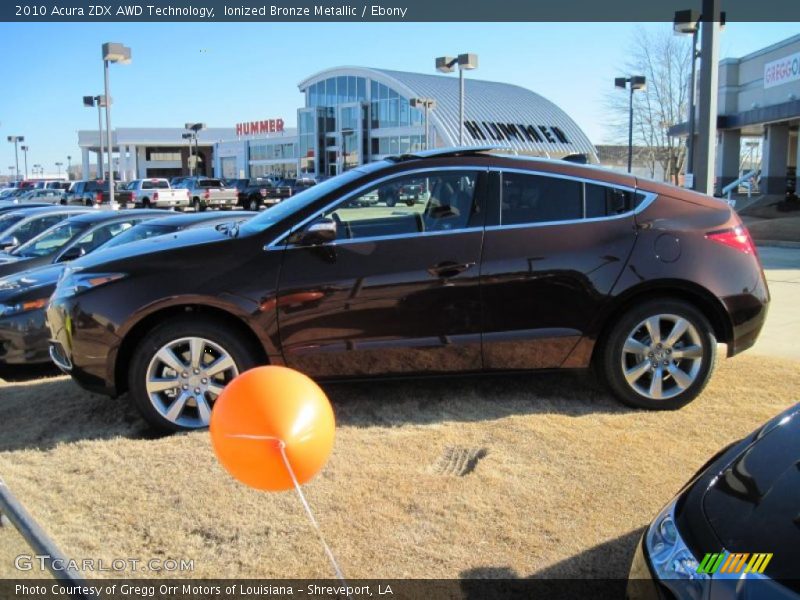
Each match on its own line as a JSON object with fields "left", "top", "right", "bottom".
{"left": 0, "top": 354, "right": 797, "bottom": 580}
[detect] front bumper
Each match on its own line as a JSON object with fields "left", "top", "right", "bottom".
{"left": 0, "top": 308, "right": 51, "bottom": 365}
{"left": 47, "top": 296, "right": 117, "bottom": 396}
{"left": 627, "top": 534, "right": 672, "bottom": 600}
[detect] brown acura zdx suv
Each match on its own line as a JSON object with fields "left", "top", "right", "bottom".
{"left": 47, "top": 147, "right": 769, "bottom": 432}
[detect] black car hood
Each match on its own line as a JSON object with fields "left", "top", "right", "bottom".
{"left": 702, "top": 406, "right": 800, "bottom": 583}
{"left": 71, "top": 223, "right": 232, "bottom": 271}
{"left": 0, "top": 263, "right": 63, "bottom": 303}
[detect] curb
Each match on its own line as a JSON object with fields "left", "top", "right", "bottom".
{"left": 755, "top": 240, "right": 800, "bottom": 249}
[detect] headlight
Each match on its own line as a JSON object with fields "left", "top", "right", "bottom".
{"left": 0, "top": 298, "right": 48, "bottom": 317}
{"left": 54, "top": 271, "right": 126, "bottom": 298}
{"left": 645, "top": 502, "right": 708, "bottom": 598}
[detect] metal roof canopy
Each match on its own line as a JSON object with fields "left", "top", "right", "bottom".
{"left": 298, "top": 67, "right": 598, "bottom": 162}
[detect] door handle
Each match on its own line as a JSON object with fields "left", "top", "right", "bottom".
{"left": 428, "top": 261, "right": 475, "bottom": 278}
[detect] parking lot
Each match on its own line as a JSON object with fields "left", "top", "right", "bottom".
{"left": 0, "top": 246, "right": 797, "bottom": 581}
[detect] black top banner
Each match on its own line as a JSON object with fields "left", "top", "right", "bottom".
{"left": 3, "top": 0, "right": 800, "bottom": 22}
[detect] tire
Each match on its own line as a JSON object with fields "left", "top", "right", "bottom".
{"left": 405, "top": 197, "right": 415, "bottom": 207}
{"left": 85, "top": 198, "right": 92, "bottom": 206}
{"left": 192, "top": 197, "right": 204, "bottom": 212}
{"left": 128, "top": 316, "right": 258, "bottom": 432}
{"left": 600, "top": 299, "right": 717, "bottom": 410}
{"left": 248, "top": 196, "right": 260, "bottom": 211}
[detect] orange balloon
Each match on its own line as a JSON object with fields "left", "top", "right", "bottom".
{"left": 210, "top": 366, "right": 335, "bottom": 491}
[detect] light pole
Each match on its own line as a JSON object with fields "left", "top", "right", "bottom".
{"left": 410, "top": 98, "right": 437, "bottom": 150}
{"left": 67, "top": 155, "right": 72, "bottom": 179}
{"left": 674, "top": 10, "right": 701, "bottom": 189}
{"left": 20, "top": 145, "right": 29, "bottom": 179}
{"left": 184, "top": 123, "right": 206, "bottom": 176}
{"left": 55, "top": 162, "right": 63, "bottom": 176}
{"left": 102, "top": 42, "right": 132, "bottom": 207}
{"left": 435, "top": 53, "right": 478, "bottom": 146}
{"left": 33, "top": 164, "right": 41, "bottom": 177}
{"left": 615, "top": 76, "right": 647, "bottom": 173}
{"left": 181, "top": 133, "right": 194, "bottom": 176}
{"left": 7, "top": 136, "right": 23, "bottom": 182}
{"left": 84, "top": 95, "right": 109, "bottom": 179}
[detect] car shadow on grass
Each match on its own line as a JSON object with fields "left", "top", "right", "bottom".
{"left": 458, "top": 527, "right": 645, "bottom": 598}
{"left": 0, "top": 369, "right": 632, "bottom": 453}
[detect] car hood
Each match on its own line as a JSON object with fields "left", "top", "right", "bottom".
{"left": 0, "top": 264, "right": 62, "bottom": 303}
{"left": 702, "top": 404, "right": 800, "bottom": 584}
{"left": 70, "top": 223, "right": 232, "bottom": 271}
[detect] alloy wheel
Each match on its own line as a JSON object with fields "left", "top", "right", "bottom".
{"left": 145, "top": 336, "right": 239, "bottom": 428}
{"left": 620, "top": 313, "right": 704, "bottom": 401}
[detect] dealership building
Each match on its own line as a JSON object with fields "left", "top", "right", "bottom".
{"left": 214, "top": 66, "right": 598, "bottom": 180}
{"left": 671, "top": 33, "right": 800, "bottom": 194}
{"left": 77, "top": 66, "right": 597, "bottom": 182}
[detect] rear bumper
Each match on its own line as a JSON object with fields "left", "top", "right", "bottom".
{"left": 0, "top": 309, "right": 51, "bottom": 365}
{"left": 722, "top": 274, "right": 770, "bottom": 357}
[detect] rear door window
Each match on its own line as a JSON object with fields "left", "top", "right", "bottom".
{"left": 500, "top": 173, "right": 582, "bottom": 225}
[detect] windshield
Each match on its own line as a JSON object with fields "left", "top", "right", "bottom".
{"left": 239, "top": 168, "right": 370, "bottom": 236}
{"left": 13, "top": 221, "right": 85, "bottom": 258}
{"left": 0, "top": 213, "right": 25, "bottom": 233}
{"left": 100, "top": 223, "right": 175, "bottom": 249}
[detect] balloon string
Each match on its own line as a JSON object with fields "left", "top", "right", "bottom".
{"left": 276, "top": 441, "right": 349, "bottom": 591}
{"left": 226, "top": 434, "right": 349, "bottom": 592}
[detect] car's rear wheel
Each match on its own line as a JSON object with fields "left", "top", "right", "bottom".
{"left": 248, "top": 196, "right": 260, "bottom": 211}
{"left": 129, "top": 317, "right": 257, "bottom": 432}
{"left": 601, "top": 299, "right": 716, "bottom": 410}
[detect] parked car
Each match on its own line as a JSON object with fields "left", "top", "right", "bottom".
{"left": 174, "top": 177, "right": 238, "bottom": 211}
{"left": 0, "top": 209, "right": 165, "bottom": 281}
{"left": 48, "top": 147, "right": 768, "bottom": 432}
{"left": 117, "top": 178, "right": 191, "bottom": 210}
{"left": 0, "top": 206, "right": 89, "bottom": 252}
{"left": 0, "top": 202, "right": 49, "bottom": 214}
{"left": 98, "top": 210, "right": 257, "bottom": 250}
{"left": 0, "top": 211, "right": 252, "bottom": 366}
{"left": 18, "top": 188, "right": 65, "bottom": 204}
{"left": 628, "top": 403, "right": 800, "bottom": 600}
{"left": 66, "top": 180, "right": 110, "bottom": 206}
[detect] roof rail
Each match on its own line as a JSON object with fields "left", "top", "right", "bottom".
{"left": 385, "top": 145, "right": 511, "bottom": 162}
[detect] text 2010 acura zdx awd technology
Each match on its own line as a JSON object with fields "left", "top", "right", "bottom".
{"left": 47, "top": 148, "right": 770, "bottom": 431}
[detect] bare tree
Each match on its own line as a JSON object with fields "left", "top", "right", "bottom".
{"left": 606, "top": 27, "right": 692, "bottom": 184}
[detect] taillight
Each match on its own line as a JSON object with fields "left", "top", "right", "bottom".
{"left": 706, "top": 225, "right": 756, "bottom": 255}
{"left": 95, "top": 191, "right": 103, "bottom": 204}
{"left": 153, "top": 192, "right": 159, "bottom": 201}
{"left": 130, "top": 192, "right": 137, "bottom": 202}
{"left": 203, "top": 190, "right": 210, "bottom": 200}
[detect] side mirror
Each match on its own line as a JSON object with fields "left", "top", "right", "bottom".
{"left": 0, "top": 236, "right": 20, "bottom": 251}
{"left": 296, "top": 218, "right": 337, "bottom": 245}
{"left": 290, "top": 219, "right": 337, "bottom": 246}
{"left": 59, "top": 245, "right": 86, "bottom": 262}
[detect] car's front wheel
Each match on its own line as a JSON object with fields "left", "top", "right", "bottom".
{"left": 128, "top": 317, "right": 257, "bottom": 432}
{"left": 601, "top": 299, "right": 716, "bottom": 410}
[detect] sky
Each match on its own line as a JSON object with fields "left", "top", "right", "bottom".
{"left": 0, "top": 21, "right": 798, "bottom": 175}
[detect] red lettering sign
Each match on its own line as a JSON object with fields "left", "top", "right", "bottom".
{"left": 235, "top": 119, "right": 286, "bottom": 137}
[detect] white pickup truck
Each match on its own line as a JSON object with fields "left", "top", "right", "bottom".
{"left": 118, "top": 179, "right": 190, "bottom": 210}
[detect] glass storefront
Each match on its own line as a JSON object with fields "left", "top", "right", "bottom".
{"left": 299, "top": 75, "right": 427, "bottom": 177}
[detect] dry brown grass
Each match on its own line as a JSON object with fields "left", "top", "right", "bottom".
{"left": 0, "top": 354, "right": 798, "bottom": 581}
